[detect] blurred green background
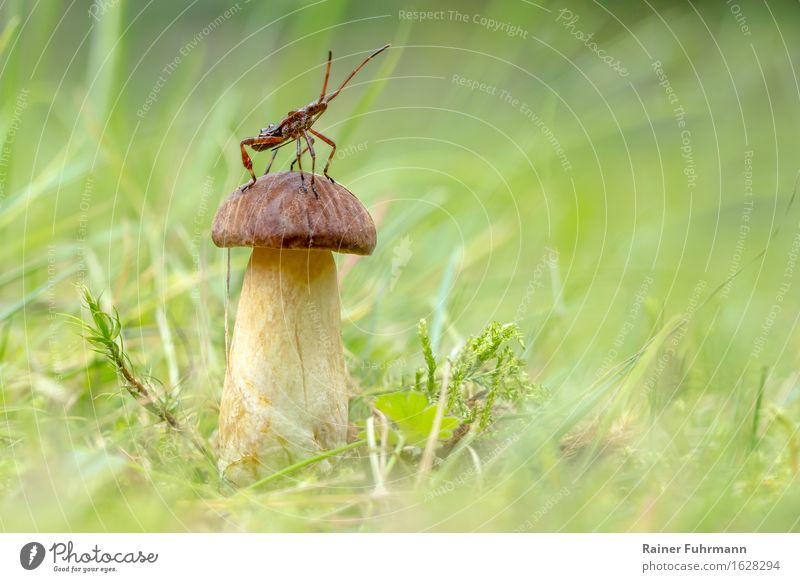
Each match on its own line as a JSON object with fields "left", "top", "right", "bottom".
{"left": 2, "top": 0, "right": 800, "bottom": 531}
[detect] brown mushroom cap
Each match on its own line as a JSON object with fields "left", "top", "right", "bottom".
{"left": 212, "top": 172, "right": 376, "bottom": 255}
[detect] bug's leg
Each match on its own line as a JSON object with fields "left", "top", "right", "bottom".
{"left": 303, "top": 130, "right": 318, "bottom": 198}
{"left": 240, "top": 136, "right": 284, "bottom": 191}
{"left": 290, "top": 139, "right": 313, "bottom": 171}
{"left": 309, "top": 129, "right": 337, "bottom": 183}
{"left": 263, "top": 148, "right": 279, "bottom": 175}
{"left": 240, "top": 142, "right": 257, "bottom": 189}
{"left": 295, "top": 139, "right": 306, "bottom": 191}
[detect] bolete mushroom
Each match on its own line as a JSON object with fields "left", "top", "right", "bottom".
{"left": 212, "top": 171, "right": 376, "bottom": 485}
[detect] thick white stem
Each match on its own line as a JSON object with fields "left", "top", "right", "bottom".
{"left": 218, "top": 247, "right": 348, "bottom": 485}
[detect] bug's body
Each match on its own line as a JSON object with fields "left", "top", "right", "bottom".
{"left": 239, "top": 44, "right": 389, "bottom": 195}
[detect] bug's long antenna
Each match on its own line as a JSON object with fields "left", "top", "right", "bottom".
{"left": 323, "top": 43, "right": 390, "bottom": 104}
{"left": 318, "top": 50, "right": 332, "bottom": 103}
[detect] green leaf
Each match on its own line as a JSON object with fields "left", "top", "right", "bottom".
{"left": 374, "top": 391, "right": 459, "bottom": 447}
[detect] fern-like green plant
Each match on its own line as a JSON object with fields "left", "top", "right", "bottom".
{"left": 418, "top": 319, "right": 438, "bottom": 401}
{"left": 69, "top": 286, "right": 213, "bottom": 464}
{"left": 416, "top": 319, "right": 546, "bottom": 430}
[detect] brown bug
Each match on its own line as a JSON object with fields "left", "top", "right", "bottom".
{"left": 239, "top": 43, "right": 390, "bottom": 195}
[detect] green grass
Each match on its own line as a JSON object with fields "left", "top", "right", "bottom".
{"left": 2, "top": 0, "right": 800, "bottom": 532}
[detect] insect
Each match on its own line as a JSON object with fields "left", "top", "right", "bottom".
{"left": 239, "top": 43, "right": 390, "bottom": 195}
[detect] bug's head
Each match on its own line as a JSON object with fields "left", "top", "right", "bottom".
{"left": 307, "top": 100, "right": 327, "bottom": 116}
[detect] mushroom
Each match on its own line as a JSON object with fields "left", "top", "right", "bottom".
{"left": 212, "top": 171, "right": 376, "bottom": 485}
